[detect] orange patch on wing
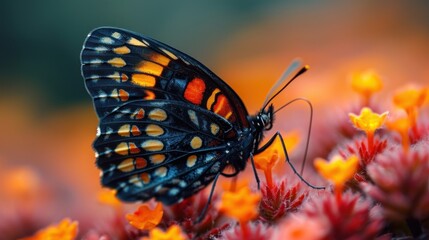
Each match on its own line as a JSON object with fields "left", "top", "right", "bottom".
{"left": 119, "top": 89, "right": 129, "bottom": 101}
{"left": 184, "top": 78, "right": 206, "bottom": 105}
{"left": 135, "top": 61, "right": 163, "bottom": 76}
{"left": 145, "top": 90, "right": 155, "bottom": 100}
{"left": 140, "top": 173, "right": 150, "bottom": 183}
{"left": 151, "top": 53, "right": 170, "bottom": 66}
{"left": 121, "top": 73, "right": 129, "bottom": 82}
{"left": 212, "top": 94, "right": 234, "bottom": 121}
{"left": 135, "top": 157, "right": 147, "bottom": 169}
{"left": 129, "top": 142, "right": 141, "bottom": 154}
{"left": 134, "top": 108, "right": 145, "bottom": 119}
{"left": 132, "top": 74, "right": 156, "bottom": 87}
{"left": 131, "top": 125, "right": 141, "bottom": 136}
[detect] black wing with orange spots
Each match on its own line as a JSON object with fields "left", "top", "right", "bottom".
{"left": 81, "top": 27, "right": 251, "bottom": 204}
{"left": 81, "top": 27, "right": 249, "bottom": 129}
{"left": 92, "top": 99, "right": 234, "bottom": 204}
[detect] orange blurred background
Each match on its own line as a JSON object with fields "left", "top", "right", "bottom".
{"left": 1, "top": 1, "right": 428, "bottom": 238}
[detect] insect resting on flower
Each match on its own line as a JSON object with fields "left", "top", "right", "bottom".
{"left": 80, "top": 27, "right": 322, "bottom": 221}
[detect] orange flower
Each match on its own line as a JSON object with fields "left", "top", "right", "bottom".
{"left": 386, "top": 114, "right": 411, "bottom": 152}
{"left": 221, "top": 178, "right": 250, "bottom": 192}
{"left": 20, "top": 218, "right": 78, "bottom": 240}
{"left": 349, "top": 107, "right": 388, "bottom": 149}
{"left": 393, "top": 86, "right": 427, "bottom": 128}
{"left": 98, "top": 189, "right": 121, "bottom": 208}
{"left": 126, "top": 202, "right": 163, "bottom": 230}
{"left": 393, "top": 86, "right": 427, "bottom": 110}
{"left": 314, "top": 155, "right": 359, "bottom": 192}
{"left": 351, "top": 69, "right": 383, "bottom": 105}
{"left": 254, "top": 131, "right": 300, "bottom": 187}
{"left": 142, "top": 225, "right": 188, "bottom": 240}
{"left": 219, "top": 186, "right": 261, "bottom": 223}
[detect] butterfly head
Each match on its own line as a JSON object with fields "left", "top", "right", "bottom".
{"left": 258, "top": 104, "right": 274, "bottom": 131}
{"left": 248, "top": 104, "right": 275, "bottom": 151}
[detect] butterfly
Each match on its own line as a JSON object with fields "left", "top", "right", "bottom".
{"left": 81, "top": 27, "right": 318, "bottom": 208}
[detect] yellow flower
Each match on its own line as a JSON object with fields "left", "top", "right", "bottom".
{"left": 219, "top": 186, "right": 261, "bottom": 223}
{"left": 349, "top": 107, "right": 388, "bottom": 134}
{"left": 393, "top": 87, "right": 427, "bottom": 110}
{"left": 314, "top": 155, "right": 359, "bottom": 191}
{"left": 142, "top": 225, "right": 188, "bottom": 240}
{"left": 20, "top": 218, "right": 78, "bottom": 240}
{"left": 126, "top": 202, "right": 163, "bottom": 230}
{"left": 351, "top": 69, "right": 383, "bottom": 103}
{"left": 98, "top": 189, "right": 121, "bottom": 208}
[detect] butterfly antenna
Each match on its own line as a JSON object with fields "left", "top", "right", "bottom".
{"left": 274, "top": 98, "right": 314, "bottom": 175}
{"left": 262, "top": 61, "right": 309, "bottom": 111}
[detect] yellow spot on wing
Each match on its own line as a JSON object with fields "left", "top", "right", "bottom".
{"left": 108, "top": 57, "right": 126, "bottom": 67}
{"left": 187, "top": 155, "right": 197, "bottom": 167}
{"left": 111, "top": 32, "right": 121, "bottom": 39}
{"left": 160, "top": 47, "right": 178, "bottom": 60}
{"left": 151, "top": 53, "right": 170, "bottom": 66}
{"left": 150, "top": 154, "right": 166, "bottom": 164}
{"left": 207, "top": 88, "right": 221, "bottom": 110}
{"left": 190, "top": 136, "right": 203, "bottom": 149}
{"left": 148, "top": 109, "right": 167, "bottom": 121}
{"left": 118, "top": 158, "right": 135, "bottom": 172}
{"left": 115, "top": 142, "right": 129, "bottom": 155}
{"left": 154, "top": 167, "right": 168, "bottom": 177}
{"left": 128, "top": 37, "right": 147, "bottom": 47}
{"left": 113, "top": 46, "right": 131, "bottom": 54}
{"left": 135, "top": 61, "right": 163, "bottom": 76}
{"left": 210, "top": 123, "right": 220, "bottom": 135}
{"left": 129, "top": 174, "right": 139, "bottom": 184}
{"left": 146, "top": 124, "right": 164, "bottom": 136}
{"left": 142, "top": 140, "right": 164, "bottom": 152}
{"left": 118, "top": 124, "right": 131, "bottom": 137}
{"left": 131, "top": 74, "right": 156, "bottom": 87}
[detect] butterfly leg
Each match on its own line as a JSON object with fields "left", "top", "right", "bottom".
{"left": 194, "top": 171, "right": 221, "bottom": 224}
{"left": 249, "top": 153, "right": 261, "bottom": 190}
{"left": 255, "top": 132, "right": 324, "bottom": 189}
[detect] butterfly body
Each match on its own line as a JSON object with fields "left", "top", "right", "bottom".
{"left": 81, "top": 27, "right": 275, "bottom": 205}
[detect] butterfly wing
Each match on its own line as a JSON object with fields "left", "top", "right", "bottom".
{"left": 81, "top": 27, "right": 249, "bottom": 129}
{"left": 81, "top": 27, "right": 250, "bottom": 204}
{"left": 93, "top": 99, "right": 232, "bottom": 204}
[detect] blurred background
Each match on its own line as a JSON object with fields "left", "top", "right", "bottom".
{"left": 1, "top": 0, "right": 429, "bottom": 238}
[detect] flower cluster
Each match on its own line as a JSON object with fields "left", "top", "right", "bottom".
{"left": 9, "top": 69, "right": 429, "bottom": 239}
